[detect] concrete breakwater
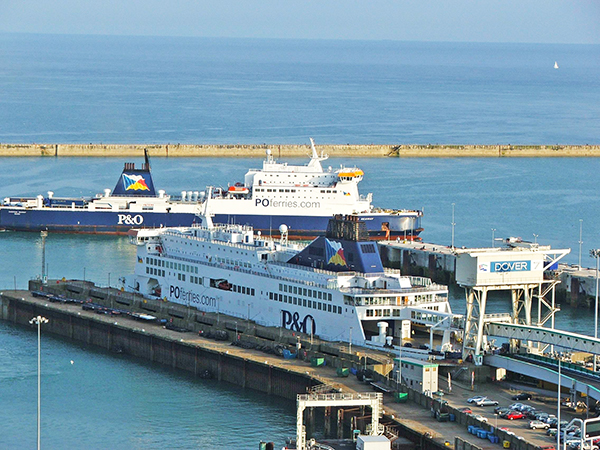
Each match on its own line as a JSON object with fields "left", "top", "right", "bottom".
{"left": 2, "top": 143, "right": 600, "bottom": 158}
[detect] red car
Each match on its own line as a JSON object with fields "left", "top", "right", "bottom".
{"left": 506, "top": 411, "right": 525, "bottom": 420}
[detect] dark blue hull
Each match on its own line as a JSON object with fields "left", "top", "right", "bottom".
{"left": 0, "top": 208, "right": 422, "bottom": 239}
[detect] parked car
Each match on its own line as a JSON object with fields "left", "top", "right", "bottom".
{"left": 506, "top": 411, "right": 525, "bottom": 420}
{"left": 535, "top": 412, "right": 550, "bottom": 421}
{"left": 512, "top": 392, "right": 533, "bottom": 400}
{"left": 459, "top": 407, "right": 473, "bottom": 414}
{"left": 509, "top": 402, "right": 525, "bottom": 410}
{"left": 476, "top": 398, "right": 499, "bottom": 407}
{"left": 495, "top": 406, "right": 511, "bottom": 416}
{"left": 517, "top": 403, "right": 533, "bottom": 412}
{"left": 473, "top": 414, "right": 488, "bottom": 422}
{"left": 468, "top": 395, "right": 487, "bottom": 404}
{"left": 546, "top": 416, "right": 560, "bottom": 426}
{"left": 529, "top": 420, "right": 550, "bottom": 430}
{"left": 547, "top": 419, "right": 568, "bottom": 430}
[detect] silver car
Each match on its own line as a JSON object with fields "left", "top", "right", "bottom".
{"left": 476, "top": 398, "right": 499, "bottom": 407}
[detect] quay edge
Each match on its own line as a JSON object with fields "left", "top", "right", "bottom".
{"left": 0, "top": 282, "right": 557, "bottom": 450}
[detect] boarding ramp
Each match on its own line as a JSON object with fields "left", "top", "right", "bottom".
{"left": 488, "top": 322, "right": 600, "bottom": 355}
{"left": 484, "top": 354, "right": 600, "bottom": 402}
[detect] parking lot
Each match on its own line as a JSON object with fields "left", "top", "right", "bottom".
{"left": 438, "top": 377, "right": 587, "bottom": 447}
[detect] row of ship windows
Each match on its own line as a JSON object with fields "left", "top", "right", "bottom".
{"left": 348, "top": 295, "right": 437, "bottom": 306}
{"left": 147, "top": 257, "right": 200, "bottom": 274}
{"left": 269, "top": 292, "right": 342, "bottom": 314}
{"left": 279, "top": 283, "right": 332, "bottom": 301}
{"left": 147, "top": 267, "right": 165, "bottom": 277}
{"left": 411, "top": 310, "right": 444, "bottom": 322}
{"left": 365, "top": 309, "right": 402, "bottom": 317}
{"left": 254, "top": 188, "right": 338, "bottom": 194}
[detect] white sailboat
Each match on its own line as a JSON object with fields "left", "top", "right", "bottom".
{"left": 554, "top": 61, "right": 559, "bottom": 69}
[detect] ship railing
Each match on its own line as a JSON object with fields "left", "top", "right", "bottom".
{"left": 298, "top": 392, "right": 381, "bottom": 402}
{"left": 340, "top": 285, "right": 447, "bottom": 296}
{"left": 406, "top": 276, "right": 432, "bottom": 287}
{"left": 349, "top": 293, "right": 449, "bottom": 307}
{"left": 163, "top": 252, "right": 332, "bottom": 289}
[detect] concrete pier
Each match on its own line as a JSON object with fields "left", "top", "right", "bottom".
{"left": 379, "top": 240, "right": 456, "bottom": 284}
{"left": 0, "top": 281, "right": 562, "bottom": 449}
{"left": 379, "top": 239, "right": 600, "bottom": 310}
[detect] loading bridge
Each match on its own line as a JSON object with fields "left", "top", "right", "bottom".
{"left": 488, "top": 322, "right": 600, "bottom": 355}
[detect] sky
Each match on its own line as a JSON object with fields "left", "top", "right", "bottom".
{"left": 1, "top": 0, "right": 599, "bottom": 44}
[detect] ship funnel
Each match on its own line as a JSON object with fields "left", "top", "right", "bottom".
{"left": 193, "top": 191, "right": 199, "bottom": 201}
{"left": 181, "top": 191, "right": 187, "bottom": 201}
{"left": 104, "top": 189, "right": 111, "bottom": 198}
{"left": 187, "top": 191, "right": 192, "bottom": 202}
{"left": 47, "top": 191, "right": 54, "bottom": 199}
{"left": 158, "top": 189, "right": 165, "bottom": 198}
{"left": 37, "top": 195, "right": 44, "bottom": 208}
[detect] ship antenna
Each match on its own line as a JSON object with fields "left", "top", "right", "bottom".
{"left": 200, "top": 187, "right": 214, "bottom": 228}
{"left": 307, "top": 138, "right": 328, "bottom": 168}
{"left": 309, "top": 137, "right": 321, "bottom": 159}
{"left": 143, "top": 148, "right": 151, "bottom": 171}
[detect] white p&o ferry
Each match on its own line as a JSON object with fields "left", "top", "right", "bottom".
{"left": 122, "top": 214, "right": 452, "bottom": 349}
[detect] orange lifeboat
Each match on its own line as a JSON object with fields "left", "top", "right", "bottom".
{"left": 228, "top": 184, "right": 249, "bottom": 195}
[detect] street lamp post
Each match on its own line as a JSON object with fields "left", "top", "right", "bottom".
{"left": 533, "top": 233, "right": 538, "bottom": 244}
{"left": 40, "top": 231, "right": 48, "bottom": 284}
{"left": 451, "top": 203, "right": 456, "bottom": 249}
{"left": 29, "top": 315, "right": 48, "bottom": 450}
{"left": 591, "top": 249, "right": 600, "bottom": 371}
{"left": 557, "top": 357, "right": 561, "bottom": 450}
{"left": 579, "top": 219, "right": 584, "bottom": 268}
{"left": 247, "top": 303, "right": 252, "bottom": 330}
{"left": 349, "top": 327, "right": 353, "bottom": 356}
{"left": 491, "top": 228, "right": 496, "bottom": 248}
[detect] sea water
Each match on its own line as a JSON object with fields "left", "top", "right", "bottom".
{"left": 0, "top": 34, "right": 599, "bottom": 144}
{"left": 1, "top": 34, "right": 600, "bottom": 448}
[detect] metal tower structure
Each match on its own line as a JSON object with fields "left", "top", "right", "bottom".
{"left": 455, "top": 241, "right": 570, "bottom": 362}
{"left": 296, "top": 392, "right": 383, "bottom": 450}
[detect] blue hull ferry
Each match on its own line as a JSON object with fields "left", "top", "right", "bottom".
{"left": 0, "top": 142, "right": 423, "bottom": 240}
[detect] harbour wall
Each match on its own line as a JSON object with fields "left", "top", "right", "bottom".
{"left": 0, "top": 283, "right": 457, "bottom": 449}
{"left": 0, "top": 286, "right": 314, "bottom": 401}
{"left": 2, "top": 143, "right": 600, "bottom": 158}
{"left": 0, "top": 283, "right": 543, "bottom": 450}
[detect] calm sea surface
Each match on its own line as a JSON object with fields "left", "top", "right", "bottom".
{"left": 1, "top": 34, "right": 599, "bottom": 448}
{"left": 0, "top": 34, "right": 599, "bottom": 144}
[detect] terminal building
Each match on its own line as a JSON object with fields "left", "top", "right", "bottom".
{"left": 394, "top": 356, "right": 438, "bottom": 393}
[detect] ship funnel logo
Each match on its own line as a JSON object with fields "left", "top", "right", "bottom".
{"left": 325, "top": 239, "right": 347, "bottom": 266}
{"left": 122, "top": 174, "right": 150, "bottom": 191}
